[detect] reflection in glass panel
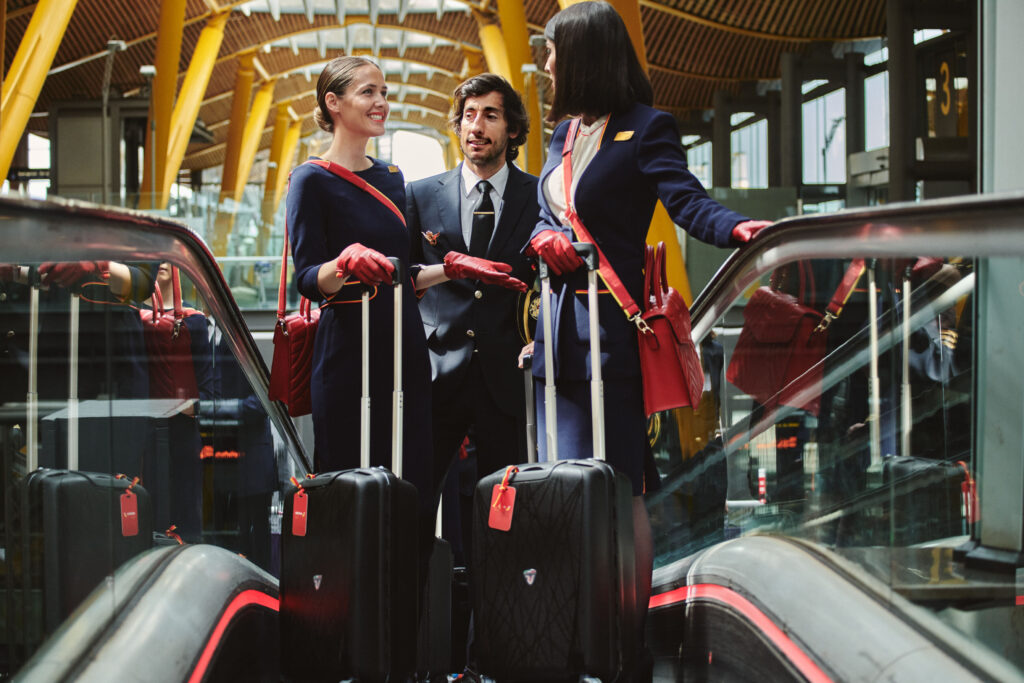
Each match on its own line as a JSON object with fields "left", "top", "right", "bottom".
{"left": 645, "top": 254, "right": 1024, "bottom": 666}
{"left": 0, "top": 256, "right": 287, "bottom": 672}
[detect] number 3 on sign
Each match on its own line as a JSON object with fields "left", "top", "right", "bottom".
{"left": 940, "top": 61, "right": 951, "bottom": 116}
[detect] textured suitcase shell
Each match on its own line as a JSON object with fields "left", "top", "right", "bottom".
{"left": 471, "top": 459, "right": 637, "bottom": 681}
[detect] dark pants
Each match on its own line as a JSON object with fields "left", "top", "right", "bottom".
{"left": 428, "top": 356, "right": 526, "bottom": 565}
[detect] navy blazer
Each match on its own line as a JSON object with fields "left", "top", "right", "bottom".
{"left": 532, "top": 102, "right": 749, "bottom": 381}
{"left": 407, "top": 162, "right": 539, "bottom": 415}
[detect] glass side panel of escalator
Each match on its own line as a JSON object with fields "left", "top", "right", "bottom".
{"left": 0, "top": 228, "right": 299, "bottom": 674}
{"left": 646, "top": 245, "right": 1024, "bottom": 672}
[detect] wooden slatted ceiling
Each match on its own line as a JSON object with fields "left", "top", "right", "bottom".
{"left": 4, "top": 0, "right": 889, "bottom": 174}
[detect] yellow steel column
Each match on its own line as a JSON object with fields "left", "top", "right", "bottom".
{"left": 210, "top": 52, "right": 257, "bottom": 254}
{"left": 473, "top": 10, "right": 511, "bottom": 83}
{"left": 273, "top": 120, "right": 304, "bottom": 212}
{"left": 162, "top": 11, "right": 229, "bottom": 204}
{"left": 0, "top": 0, "right": 78, "bottom": 181}
{"left": 140, "top": 0, "right": 187, "bottom": 209}
{"left": 496, "top": 0, "right": 530, "bottom": 91}
{"left": 234, "top": 78, "right": 277, "bottom": 200}
{"left": 522, "top": 69, "right": 544, "bottom": 175}
{"left": 446, "top": 131, "right": 462, "bottom": 170}
{"left": 219, "top": 52, "right": 257, "bottom": 209}
{"left": 259, "top": 103, "right": 293, "bottom": 254}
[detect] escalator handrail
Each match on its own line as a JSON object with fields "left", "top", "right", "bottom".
{"left": 690, "top": 190, "right": 1024, "bottom": 343}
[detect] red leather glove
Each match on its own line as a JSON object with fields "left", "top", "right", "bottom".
{"left": 528, "top": 230, "right": 583, "bottom": 276}
{"left": 442, "top": 252, "right": 527, "bottom": 292}
{"left": 39, "top": 260, "right": 110, "bottom": 287}
{"left": 731, "top": 220, "right": 772, "bottom": 244}
{"left": 334, "top": 243, "right": 395, "bottom": 285}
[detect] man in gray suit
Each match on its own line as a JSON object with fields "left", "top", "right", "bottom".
{"left": 407, "top": 73, "right": 538, "bottom": 550}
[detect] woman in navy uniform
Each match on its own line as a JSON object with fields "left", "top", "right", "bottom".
{"left": 530, "top": 0, "right": 771, "bottom": 666}
{"left": 288, "top": 56, "right": 524, "bottom": 496}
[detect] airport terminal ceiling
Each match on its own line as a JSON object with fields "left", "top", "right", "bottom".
{"left": 3, "top": 0, "right": 888, "bottom": 178}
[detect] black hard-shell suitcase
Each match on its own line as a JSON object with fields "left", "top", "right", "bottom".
{"left": 11, "top": 280, "right": 154, "bottom": 651}
{"left": 279, "top": 260, "right": 420, "bottom": 681}
{"left": 280, "top": 466, "right": 419, "bottom": 680}
{"left": 21, "top": 469, "right": 153, "bottom": 634}
{"left": 471, "top": 246, "right": 638, "bottom": 681}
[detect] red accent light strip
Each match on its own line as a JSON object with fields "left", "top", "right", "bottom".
{"left": 1016, "top": 595, "right": 1024, "bottom": 606}
{"left": 649, "top": 583, "right": 832, "bottom": 683}
{"left": 187, "top": 589, "right": 279, "bottom": 683}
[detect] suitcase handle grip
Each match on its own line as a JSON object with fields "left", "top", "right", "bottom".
{"left": 385, "top": 257, "right": 403, "bottom": 286}
{"left": 573, "top": 242, "right": 599, "bottom": 271}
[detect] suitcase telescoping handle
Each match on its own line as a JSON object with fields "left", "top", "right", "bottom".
{"left": 26, "top": 267, "right": 40, "bottom": 472}
{"left": 358, "top": 258, "right": 405, "bottom": 476}
{"left": 387, "top": 257, "right": 404, "bottom": 478}
{"left": 521, "top": 353, "right": 537, "bottom": 463}
{"left": 537, "top": 242, "right": 604, "bottom": 462}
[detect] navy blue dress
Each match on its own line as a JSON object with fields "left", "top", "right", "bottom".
{"left": 287, "top": 158, "right": 432, "bottom": 494}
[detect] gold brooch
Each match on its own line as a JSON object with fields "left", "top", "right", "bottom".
{"left": 423, "top": 231, "right": 440, "bottom": 246}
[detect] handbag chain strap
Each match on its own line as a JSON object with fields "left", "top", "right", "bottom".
{"left": 560, "top": 117, "right": 651, "bottom": 333}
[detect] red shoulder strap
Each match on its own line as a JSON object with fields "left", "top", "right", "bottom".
{"left": 559, "top": 118, "right": 643, "bottom": 323}
{"left": 306, "top": 158, "right": 406, "bottom": 226}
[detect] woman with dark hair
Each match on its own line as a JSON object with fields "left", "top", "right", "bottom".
{"left": 528, "top": 0, "right": 770, "bottom": 662}
{"left": 287, "top": 56, "right": 524, "bottom": 487}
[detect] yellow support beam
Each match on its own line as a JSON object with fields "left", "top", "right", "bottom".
{"left": 496, "top": 0, "right": 531, "bottom": 92}
{"left": 140, "top": 0, "right": 187, "bottom": 209}
{"left": 263, "top": 104, "right": 292, "bottom": 212}
{"left": 162, "top": 11, "right": 229, "bottom": 204}
{"left": 473, "top": 10, "right": 511, "bottom": 83}
{"left": 234, "top": 78, "right": 277, "bottom": 200}
{"left": 274, "top": 120, "right": 304, "bottom": 212}
{"left": 0, "top": 0, "right": 78, "bottom": 182}
{"left": 446, "top": 131, "right": 462, "bottom": 171}
{"left": 522, "top": 68, "right": 544, "bottom": 176}
{"left": 218, "top": 51, "right": 257, "bottom": 210}
{"left": 259, "top": 103, "right": 293, "bottom": 254}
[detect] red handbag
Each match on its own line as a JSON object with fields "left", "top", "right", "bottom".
{"left": 559, "top": 118, "right": 703, "bottom": 417}
{"left": 139, "top": 265, "right": 201, "bottom": 400}
{"left": 268, "top": 220, "right": 320, "bottom": 418}
{"left": 726, "top": 260, "right": 864, "bottom": 415}
{"left": 638, "top": 242, "right": 704, "bottom": 415}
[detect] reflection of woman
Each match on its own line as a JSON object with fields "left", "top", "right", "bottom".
{"left": 287, "top": 57, "right": 523, "bottom": 492}
{"left": 144, "top": 262, "right": 213, "bottom": 540}
{"left": 530, "top": 0, "right": 770, "bottom": 661}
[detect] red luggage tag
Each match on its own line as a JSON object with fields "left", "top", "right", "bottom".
{"left": 488, "top": 466, "right": 518, "bottom": 532}
{"left": 116, "top": 475, "right": 140, "bottom": 537}
{"left": 293, "top": 489, "right": 308, "bottom": 536}
{"left": 120, "top": 490, "right": 139, "bottom": 537}
{"left": 958, "top": 461, "right": 979, "bottom": 523}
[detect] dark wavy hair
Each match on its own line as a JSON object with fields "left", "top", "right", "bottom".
{"left": 543, "top": 1, "right": 652, "bottom": 123}
{"left": 448, "top": 73, "right": 530, "bottom": 163}
{"left": 314, "top": 56, "right": 381, "bottom": 133}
